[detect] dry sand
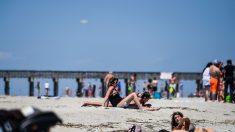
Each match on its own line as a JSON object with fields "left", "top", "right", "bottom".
{"left": 0, "top": 96, "right": 235, "bottom": 132}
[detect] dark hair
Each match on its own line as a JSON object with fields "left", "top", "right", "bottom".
{"left": 176, "top": 117, "right": 190, "bottom": 131}
{"left": 138, "top": 92, "right": 151, "bottom": 105}
{"left": 148, "top": 78, "right": 152, "bottom": 83}
{"left": 227, "top": 59, "right": 232, "bottom": 64}
{"left": 133, "top": 73, "right": 137, "bottom": 77}
{"left": 141, "top": 91, "right": 151, "bottom": 99}
{"left": 171, "top": 111, "right": 184, "bottom": 130}
{"left": 158, "top": 129, "right": 170, "bottom": 132}
{"left": 202, "top": 62, "right": 213, "bottom": 73}
{"left": 108, "top": 77, "right": 118, "bottom": 87}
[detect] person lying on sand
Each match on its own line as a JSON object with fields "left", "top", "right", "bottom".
{"left": 171, "top": 111, "right": 195, "bottom": 132}
{"left": 172, "top": 113, "right": 214, "bottom": 132}
{"left": 82, "top": 91, "right": 160, "bottom": 111}
{"left": 82, "top": 77, "right": 160, "bottom": 111}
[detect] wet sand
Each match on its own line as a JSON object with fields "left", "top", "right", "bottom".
{"left": 0, "top": 96, "right": 234, "bottom": 132}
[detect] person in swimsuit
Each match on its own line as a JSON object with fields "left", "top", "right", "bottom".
{"left": 104, "top": 77, "right": 161, "bottom": 111}
{"left": 82, "top": 77, "right": 160, "bottom": 111}
{"left": 172, "top": 117, "right": 214, "bottom": 132}
{"left": 174, "top": 117, "right": 191, "bottom": 131}
{"left": 209, "top": 60, "right": 221, "bottom": 102}
{"left": 171, "top": 111, "right": 195, "bottom": 132}
{"left": 81, "top": 90, "right": 158, "bottom": 109}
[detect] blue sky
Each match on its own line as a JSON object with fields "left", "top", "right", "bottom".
{"left": 0, "top": 0, "right": 235, "bottom": 96}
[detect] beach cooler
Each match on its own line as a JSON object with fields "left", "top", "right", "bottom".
{"left": 154, "top": 92, "right": 161, "bottom": 99}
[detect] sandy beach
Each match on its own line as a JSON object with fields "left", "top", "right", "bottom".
{"left": 0, "top": 96, "right": 234, "bottom": 132}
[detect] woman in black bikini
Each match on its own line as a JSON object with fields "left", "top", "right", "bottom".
{"left": 104, "top": 77, "right": 143, "bottom": 108}
{"left": 82, "top": 77, "right": 160, "bottom": 111}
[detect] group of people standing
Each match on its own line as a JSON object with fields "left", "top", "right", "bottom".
{"left": 202, "top": 59, "right": 235, "bottom": 103}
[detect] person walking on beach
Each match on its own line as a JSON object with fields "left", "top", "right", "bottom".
{"left": 223, "top": 59, "right": 235, "bottom": 103}
{"left": 36, "top": 81, "right": 41, "bottom": 98}
{"left": 44, "top": 81, "right": 50, "bottom": 97}
{"left": 202, "top": 62, "right": 212, "bottom": 101}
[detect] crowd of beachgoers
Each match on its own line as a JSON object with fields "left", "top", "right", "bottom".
{"left": 201, "top": 59, "right": 235, "bottom": 103}
{"left": 1, "top": 59, "right": 234, "bottom": 132}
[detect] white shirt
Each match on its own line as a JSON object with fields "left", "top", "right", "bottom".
{"left": 44, "top": 82, "right": 49, "bottom": 88}
{"left": 202, "top": 68, "right": 210, "bottom": 86}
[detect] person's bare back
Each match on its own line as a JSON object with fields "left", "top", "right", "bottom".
{"left": 209, "top": 65, "right": 220, "bottom": 79}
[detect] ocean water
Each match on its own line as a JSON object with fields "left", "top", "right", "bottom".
{"left": 0, "top": 78, "right": 196, "bottom": 97}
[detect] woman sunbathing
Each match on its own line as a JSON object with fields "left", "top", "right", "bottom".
{"left": 82, "top": 77, "right": 160, "bottom": 111}
{"left": 172, "top": 113, "right": 214, "bottom": 132}
{"left": 171, "top": 111, "right": 195, "bottom": 132}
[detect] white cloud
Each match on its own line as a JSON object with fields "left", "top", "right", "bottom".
{"left": 0, "top": 52, "right": 13, "bottom": 60}
{"left": 80, "top": 19, "right": 88, "bottom": 24}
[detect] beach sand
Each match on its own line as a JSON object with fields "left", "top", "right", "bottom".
{"left": 0, "top": 96, "right": 235, "bottom": 132}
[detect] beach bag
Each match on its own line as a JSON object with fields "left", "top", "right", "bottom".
{"left": 226, "top": 95, "right": 230, "bottom": 103}
{"left": 20, "top": 111, "right": 62, "bottom": 132}
{"left": 0, "top": 107, "right": 62, "bottom": 132}
{"left": 0, "top": 109, "right": 24, "bottom": 132}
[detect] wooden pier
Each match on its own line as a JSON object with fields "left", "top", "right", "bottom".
{"left": 0, "top": 70, "right": 202, "bottom": 97}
